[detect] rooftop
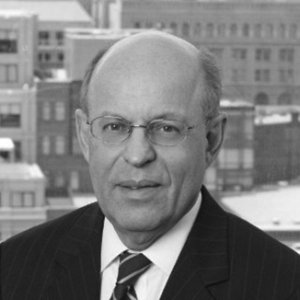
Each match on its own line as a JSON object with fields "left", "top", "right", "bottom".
{"left": 222, "top": 184, "right": 300, "bottom": 231}
{"left": 0, "top": 1, "right": 92, "bottom": 23}
{"left": 0, "top": 138, "right": 14, "bottom": 151}
{"left": 0, "top": 9, "right": 34, "bottom": 17}
{"left": 0, "top": 163, "right": 44, "bottom": 180}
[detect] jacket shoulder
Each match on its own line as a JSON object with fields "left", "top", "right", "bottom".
{"left": 1, "top": 202, "right": 99, "bottom": 260}
{"left": 226, "top": 212, "right": 300, "bottom": 298}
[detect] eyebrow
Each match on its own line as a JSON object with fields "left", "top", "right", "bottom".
{"left": 93, "top": 111, "right": 187, "bottom": 122}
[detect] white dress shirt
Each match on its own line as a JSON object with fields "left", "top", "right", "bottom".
{"left": 100, "top": 194, "right": 201, "bottom": 300}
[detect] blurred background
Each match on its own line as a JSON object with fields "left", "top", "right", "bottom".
{"left": 0, "top": 0, "right": 300, "bottom": 253}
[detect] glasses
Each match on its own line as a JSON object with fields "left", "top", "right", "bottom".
{"left": 86, "top": 116, "right": 196, "bottom": 146}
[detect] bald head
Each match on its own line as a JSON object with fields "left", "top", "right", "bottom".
{"left": 94, "top": 31, "right": 199, "bottom": 78}
{"left": 80, "top": 31, "right": 221, "bottom": 122}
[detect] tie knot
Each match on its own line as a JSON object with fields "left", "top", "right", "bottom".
{"left": 117, "top": 251, "right": 152, "bottom": 287}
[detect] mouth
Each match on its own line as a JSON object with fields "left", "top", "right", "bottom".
{"left": 117, "top": 179, "right": 161, "bottom": 190}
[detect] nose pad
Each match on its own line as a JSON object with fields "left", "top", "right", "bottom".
{"left": 122, "top": 127, "right": 156, "bottom": 167}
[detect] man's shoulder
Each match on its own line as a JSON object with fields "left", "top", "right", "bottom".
{"left": 1, "top": 202, "right": 100, "bottom": 253}
{"left": 226, "top": 211, "right": 300, "bottom": 271}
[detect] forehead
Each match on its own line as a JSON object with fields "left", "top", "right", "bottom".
{"left": 87, "top": 36, "right": 204, "bottom": 121}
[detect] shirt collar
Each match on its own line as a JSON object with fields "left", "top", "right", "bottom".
{"left": 101, "top": 193, "right": 201, "bottom": 275}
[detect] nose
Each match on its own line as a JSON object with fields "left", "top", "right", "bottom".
{"left": 122, "top": 127, "right": 156, "bottom": 167}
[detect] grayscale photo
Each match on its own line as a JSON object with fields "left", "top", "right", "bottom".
{"left": 0, "top": 0, "right": 300, "bottom": 299}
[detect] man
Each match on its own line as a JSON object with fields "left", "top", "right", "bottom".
{"left": 1, "top": 31, "right": 300, "bottom": 300}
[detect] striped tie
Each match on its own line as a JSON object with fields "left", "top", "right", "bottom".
{"left": 110, "top": 251, "right": 152, "bottom": 300}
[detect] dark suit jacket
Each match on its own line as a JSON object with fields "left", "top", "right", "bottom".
{"left": 1, "top": 186, "right": 300, "bottom": 300}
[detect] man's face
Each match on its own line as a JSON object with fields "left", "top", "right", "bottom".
{"left": 77, "top": 36, "right": 212, "bottom": 245}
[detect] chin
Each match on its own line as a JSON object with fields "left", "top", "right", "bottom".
{"left": 116, "top": 213, "right": 166, "bottom": 233}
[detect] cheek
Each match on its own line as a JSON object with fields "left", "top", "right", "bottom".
{"left": 88, "top": 144, "right": 117, "bottom": 192}
{"left": 167, "top": 143, "right": 206, "bottom": 185}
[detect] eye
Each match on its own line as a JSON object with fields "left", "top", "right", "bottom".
{"left": 151, "top": 122, "right": 181, "bottom": 134}
{"left": 102, "top": 121, "right": 127, "bottom": 132}
{"left": 161, "top": 124, "right": 179, "bottom": 133}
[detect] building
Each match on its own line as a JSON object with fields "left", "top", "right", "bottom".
{"left": 36, "top": 79, "right": 93, "bottom": 196}
{"left": 0, "top": 1, "right": 93, "bottom": 71}
{"left": 0, "top": 10, "right": 37, "bottom": 162}
{"left": 218, "top": 99, "right": 255, "bottom": 191}
{"left": 0, "top": 162, "right": 46, "bottom": 241}
{"left": 254, "top": 106, "right": 300, "bottom": 184}
{"left": 105, "top": 0, "right": 300, "bottom": 106}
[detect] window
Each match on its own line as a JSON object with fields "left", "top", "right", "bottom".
{"left": 0, "top": 64, "right": 18, "bottom": 83}
{"left": 55, "top": 136, "right": 65, "bottom": 155}
{"left": 42, "top": 136, "right": 51, "bottom": 155}
{"left": 255, "top": 69, "right": 270, "bottom": 82}
{"left": 255, "top": 92, "right": 269, "bottom": 105}
{"left": 0, "top": 104, "right": 21, "bottom": 127}
{"left": 194, "top": 23, "right": 201, "bottom": 36}
{"left": 55, "top": 102, "right": 65, "bottom": 121}
{"left": 45, "top": 53, "right": 51, "bottom": 62}
{"left": 14, "top": 140, "right": 22, "bottom": 161}
{"left": 279, "top": 49, "right": 294, "bottom": 63}
{"left": 242, "top": 24, "right": 250, "bottom": 37}
{"left": 58, "top": 52, "right": 64, "bottom": 62}
{"left": 230, "top": 24, "right": 238, "bottom": 37}
{"left": 232, "top": 48, "right": 247, "bottom": 60}
{"left": 11, "top": 192, "right": 35, "bottom": 207}
{"left": 206, "top": 23, "right": 214, "bottom": 38}
{"left": 11, "top": 192, "right": 22, "bottom": 207}
{"left": 38, "top": 52, "right": 51, "bottom": 63}
{"left": 279, "top": 69, "right": 294, "bottom": 83}
{"left": 182, "top": 23, "right": 190, "bottom": 37}
{"left": 39, "top": 31, "right": 50, "bottom": 45}
{"left": 70, "top": 171, "right": 79, "bottom": 190}
{"left": 56, "top": 31, "right": 64, "bottom": 45}
{"left": 255, "top": 49, "right": 271, "bottom": 61}
{"left": 0, "top": 29, "right": 17, "bottom": 53}
{"left": 289, "top": 24, "right": 297, "bottom": 39}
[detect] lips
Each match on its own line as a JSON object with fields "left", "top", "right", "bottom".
{"left": 117, "top": 179, "right": 161, "bottom": 190}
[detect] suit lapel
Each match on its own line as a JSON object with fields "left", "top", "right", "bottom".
{"left": 50, "top": 203, "right": 104, "bottom": 300}
{"left": 160, "top": 186, "right": 229, "bottom": 300}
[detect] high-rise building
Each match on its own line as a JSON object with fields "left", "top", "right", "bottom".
{"left": 0, "top": 10, "right": 37, "bottom": 162}
{"left": 0, "top": 1, "right": 93, "bottom": 71}
{"left": 105, "top": 0, "right": 300, "bottom": 106}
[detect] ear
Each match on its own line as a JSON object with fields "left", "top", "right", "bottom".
{"left": 75, "top": 108, "right": 90, "bottom": 162}
{"left": 205, "top": 113, "right": 227, "bottom": 167}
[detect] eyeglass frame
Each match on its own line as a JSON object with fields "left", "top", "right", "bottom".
{"left": 86, "top": 115, "right": 198, "bottom": 146}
